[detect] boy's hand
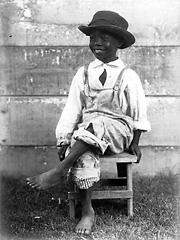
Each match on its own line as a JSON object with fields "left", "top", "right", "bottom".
{"left": 57, "top": 144, "right": 69, "bottom": 162}
{"left": 129, "top": 142, "right": 142, "bottom": 163}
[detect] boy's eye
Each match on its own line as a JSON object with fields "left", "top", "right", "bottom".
{"left": 101, "top": 35, "right": 109, "bottom": 41}
{"left": 90, "top": 34, "right": 109, "bottom": 42}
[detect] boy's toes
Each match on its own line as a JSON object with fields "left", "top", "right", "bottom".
{"left": 84, "top": 228, "right": 91, "bottom": 235}
{"left": 75, "top": 214, "right": 94, "bottom": 235}
{"left": 75, "top": 227, "right": 82, "bottom": 234}
{"left": 27, "top": 176, "right": 36, "bottom": 184}
{"left": 76, "top": 227, "right": 91, "bottom": 235}
{"left": 30, "top": 182, "right": 39, "bottom": 188}
{"left": 26, "top": 177, "right": 40, "bottom": 188}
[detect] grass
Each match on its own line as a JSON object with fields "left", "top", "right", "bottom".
{"left": 0, "top": 172, "right": 180, "bottom": 240}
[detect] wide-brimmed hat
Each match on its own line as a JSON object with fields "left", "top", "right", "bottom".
{"left": 78, "top": 10, "right": 135, "bottom": 49}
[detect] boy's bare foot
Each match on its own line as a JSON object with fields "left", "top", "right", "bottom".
{"left": 75, "top": 208, "right": 94, "bottom": 235}
{"left": 26, "top": 168, "right": 67, "bottom": 190}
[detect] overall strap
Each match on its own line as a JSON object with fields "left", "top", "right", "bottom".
{"left": 83, "top": 63, "right": 90, "bottom": 97}
{"left": 84, "top": 63, "right": 89, "bottom": 85}
{"left": 113, "top": 67, "right": 128, "bottom": 92}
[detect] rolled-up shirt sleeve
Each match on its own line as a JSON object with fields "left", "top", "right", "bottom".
{"left": 55, "top": 67, "right": 84, "bottom": 145}
{"left": 125, "top": 69, "right": 151, "bottom": 132}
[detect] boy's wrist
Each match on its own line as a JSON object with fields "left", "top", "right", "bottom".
{"left": 132, "top": 129, "right": 142, "bottom": 145}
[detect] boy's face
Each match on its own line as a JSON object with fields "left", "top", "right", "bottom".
{"left": 89, "top": 30, "right": 122, "bottom": 63}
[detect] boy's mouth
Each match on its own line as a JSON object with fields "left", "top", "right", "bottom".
{"left": 94, "top": 49, "right": 105, "bottom": 54}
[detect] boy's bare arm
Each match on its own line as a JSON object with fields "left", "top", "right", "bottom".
{"left": 129, "top": 129, "right": 143, "bottom": 163}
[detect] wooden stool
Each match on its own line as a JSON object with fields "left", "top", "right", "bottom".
{"left": 68, "top": 152, "right": 137, "bottom": 219}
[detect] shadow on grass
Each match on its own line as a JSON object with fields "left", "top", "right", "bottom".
{"left": 0, "top": 172, "right": 179, "bottom": 240}
{"left": 0, "top": 175, "right": 71, "bottom": 239}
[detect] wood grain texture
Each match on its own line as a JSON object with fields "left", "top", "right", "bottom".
{"left": 0, "top": 96, "right": 180, "bottom": 146}
{"left": 0, "top": 0, "right": 179, "bottom": 178}
{"left": 1, "top": 46, "right": 180, "bottom": 96}
{"left": 1, "top": 146, "right": 179, "bottom": 177}
{"left": 0, "top": 0, "right": 179, "bottom": 46}
{"left": 68, "top": 190, "right": 133, "bottom": 200}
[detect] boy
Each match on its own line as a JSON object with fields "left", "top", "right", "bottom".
{"left": 27, "top": 10, "right": 151, "bottom": 235}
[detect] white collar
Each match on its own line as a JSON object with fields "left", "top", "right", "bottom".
{"left": 90, "top": 57, "right": 125, "bottom": 68}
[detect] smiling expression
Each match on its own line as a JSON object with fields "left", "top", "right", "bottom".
{"left": 89, "top": 30, "right": 122, "bottom": 63}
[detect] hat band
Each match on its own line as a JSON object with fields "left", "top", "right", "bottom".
{"left": 89, "top": 18, "right": 127, "bottom": 29}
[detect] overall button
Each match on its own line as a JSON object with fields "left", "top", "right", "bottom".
{"left": 114, "top": 86, "right": 119, "bottom": 91}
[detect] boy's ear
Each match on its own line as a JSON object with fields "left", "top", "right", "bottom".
{"left": 117, "top": 40, "right": 123, "bottom": 48}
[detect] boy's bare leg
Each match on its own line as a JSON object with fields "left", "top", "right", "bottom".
{"left": 27, "top": 140, "right": 91, "bottom": 190}
{"left": 76, "top": 187, "right": 94, "bottom": 235}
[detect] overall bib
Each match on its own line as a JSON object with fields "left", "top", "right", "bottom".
{"left": 70, "top": 65, "right": 134, "bottom": 189}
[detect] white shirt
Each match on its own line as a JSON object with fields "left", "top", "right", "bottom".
{"left": 55, "top": 57, "right": 151, "bottom": 144}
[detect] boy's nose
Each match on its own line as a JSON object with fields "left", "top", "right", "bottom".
{"left": 94, "top": 37, "right": 102, "bottom": 45}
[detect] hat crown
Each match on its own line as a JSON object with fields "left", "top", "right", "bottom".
{"left": 89, "top": 11, "right": 128, "bottom": 30}
{"left": 78, "top": 10, "right": 135, "bottom": 49}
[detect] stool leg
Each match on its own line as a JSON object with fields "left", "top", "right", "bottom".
{"left": 69, "top": 200, "right": 76, "bottom": 219}
{"left": 68, "top": 174, "right": 76, "bottom": 219}
{"left": 127, "top": 163, "right": 133, "bottom": 217}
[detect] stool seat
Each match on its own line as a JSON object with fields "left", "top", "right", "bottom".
{"left": 68, "top": 151, "right": 137, "bottom": 218}
{"left": 100, "top": 151, "right": 137, "bottom": 162}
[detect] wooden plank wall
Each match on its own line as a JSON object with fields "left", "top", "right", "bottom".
{"left": 0, "top": 0, "right": 180, "bottom": 177}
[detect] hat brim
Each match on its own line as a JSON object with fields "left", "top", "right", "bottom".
{"left": 78, "top": 25, "right": 135, "bottom": 49}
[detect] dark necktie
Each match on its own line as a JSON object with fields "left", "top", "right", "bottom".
{"left": 99, "top": 69, "right": 107, "bottom": 86}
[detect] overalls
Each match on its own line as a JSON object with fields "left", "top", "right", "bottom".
{"left": 70, "top": 65, "right": 134, "bottom": 189}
